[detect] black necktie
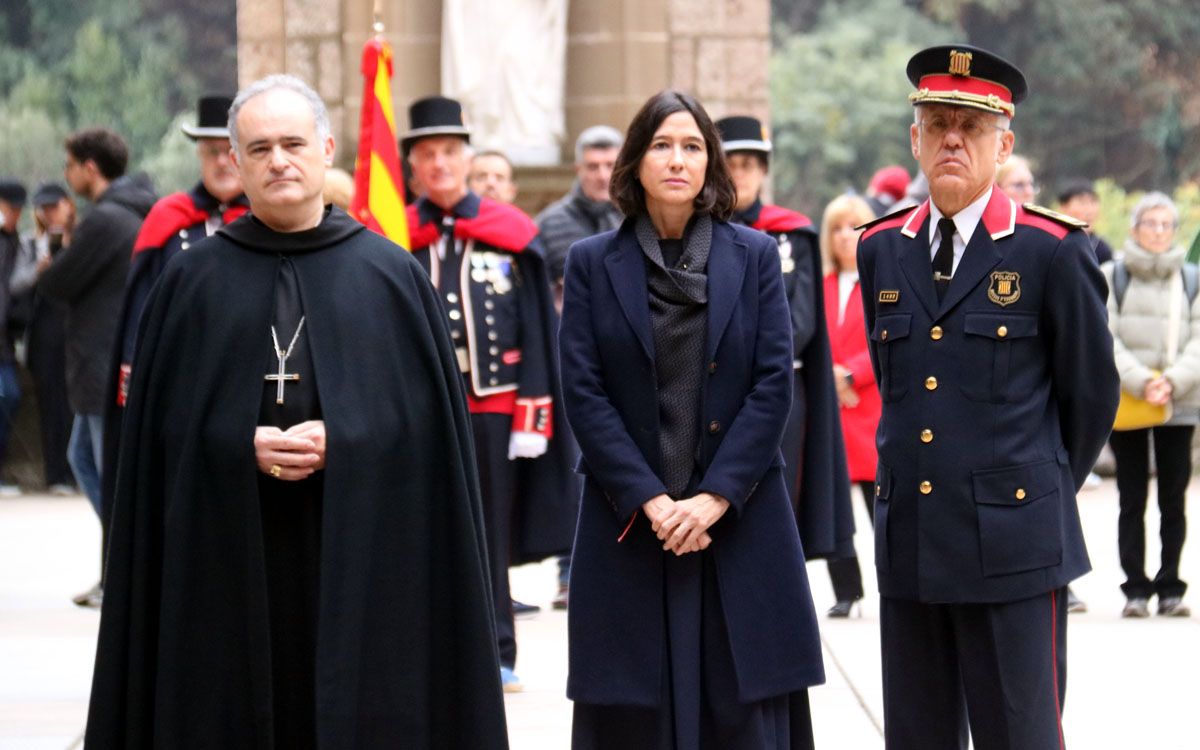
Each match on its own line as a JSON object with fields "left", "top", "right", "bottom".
{"left": 933, "top": 218, "right": 955, "bottom": 301}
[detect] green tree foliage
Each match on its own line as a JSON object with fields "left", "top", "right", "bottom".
{"left": 770, "top": 0, "right": 956, "bottom": 216}
{"left": 0, "top": 0, "right": 235, "bottom": 193}
{"left": 923, "top": 0, "right": 1200, "bottom": 191}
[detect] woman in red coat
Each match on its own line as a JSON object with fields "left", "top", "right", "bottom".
{"left": 821, "top": 194, "right": 882, "bottom": 617}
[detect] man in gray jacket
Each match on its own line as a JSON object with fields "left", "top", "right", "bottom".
{"left": 38, "top": 127, "right": 156, "bottom": 607}
{"left": 536, "top": 125, "right": 623, "bottom": 309}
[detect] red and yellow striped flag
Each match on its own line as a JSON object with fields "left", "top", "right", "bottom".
{"left": 350, "top": 36, "right": 409, "bottom": 247}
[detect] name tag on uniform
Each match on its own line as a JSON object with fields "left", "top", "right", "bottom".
{"left": 879, "top": 290, "right": 900, "bottom": 304}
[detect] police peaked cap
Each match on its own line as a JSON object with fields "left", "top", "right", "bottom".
{"left": 0, "top": 179, "right": 27, "bottom": 207}
{"left": 181, "top": 95, "right": 234, "bottom": 140}
{"left": 401, "top": 96, "right": 472, "bottom": 153}
{"left": 716, "top": 116, "right": 772, "bottom": 155}
{"left": 907, "top": 44, "right": 1027, "bottom": 117}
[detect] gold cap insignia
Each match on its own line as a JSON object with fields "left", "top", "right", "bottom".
{"left": 988, "top": 271, "right": 1021, "bottom": 306}
{"left": 949, "top": 50, "right": 973, "bottom": 77}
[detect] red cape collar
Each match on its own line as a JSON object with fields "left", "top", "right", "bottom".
{"left": 751, "top": 204, "right": 813, "bottom": 233}
{"left": 133, "top": 190, "right": 249, "bottom": 255}
{"left": 406, "top": 196, "right": 538, "bottom": 252}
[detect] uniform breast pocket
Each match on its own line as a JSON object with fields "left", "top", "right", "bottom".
{"left": 960, "top": 312, "right": 1038, "bottom": 403}
{"left": 972, "top": 459, "right": 1063, "bottom": 576}
{"left": 871, "top": 314, "right": 911, "bottom": 402}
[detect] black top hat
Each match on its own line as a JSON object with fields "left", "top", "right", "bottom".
{"left": 181, "top": 95, "right": 234, "bottom": 140}
{"left": 716, "top": 116, "right": 772, "bottom": 155}
{"left": 0, "top": 179, "right": 27, "bottom": 207}
{"left": 32, "top": 182, "right": 69, "bottom": 207}
{"left": 907, "top": 44, "right": 1027, "bottom": 117}
{"left": 401, "top": 96, "right": 471, "bottom": 153}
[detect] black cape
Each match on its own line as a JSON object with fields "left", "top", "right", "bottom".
{"left": 86, "top": 207, "right": 508, "bottom": 749}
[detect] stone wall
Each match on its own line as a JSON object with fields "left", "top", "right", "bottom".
{"left": 235, "top": 0, "right": 771, "bottom": 208}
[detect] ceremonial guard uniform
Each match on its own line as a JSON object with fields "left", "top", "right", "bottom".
{"left": 718, "top": 115, "right": 852, "bottom": 561}
{"left": 402, "top": 97, "right": 577, "bottom": 687}
{"left": 858, "top": 46, "right": 1119, "bottom": 749}
{"left": 103, "top": 97, "right": 247, "bottom": 522}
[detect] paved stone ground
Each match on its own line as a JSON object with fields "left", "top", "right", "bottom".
{"left": 1, "top": 478, "right": 1197, "bottom": 749}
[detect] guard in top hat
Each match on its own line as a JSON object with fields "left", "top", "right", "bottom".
{"left": 102, "top": 95, "right": 249, "bottom": 527}
{"left": 857, "top": 45, "right": 1118, "bottom": 748}
{"left": 716, "top": 116, "right": 854, "bottom": 587}
{"left": 402, "top": 95, "right": 578, "bottom": 693}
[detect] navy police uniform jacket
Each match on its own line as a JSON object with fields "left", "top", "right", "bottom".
{"left": 560, "top": 220, "right": 824, "bottom": 706}
{"left": 856, "top": 188, "right": 1119, "bottom": 603}
{"left": 407, "top": 192, "right": 578, "bottom": 562}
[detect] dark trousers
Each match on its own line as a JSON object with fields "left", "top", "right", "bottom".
{"left": 881, "top": 589, "right": 1068, "bottom": 750}
{"left": 0, "top": 362, "right": 21, "bottom": 475}
{"left": 1108, "top": 425, "right": 1191, "bottom": 599}
{"left": 826, "top": 481, "right": 876, "bottom": 602}
{"left": 472, "top": 413, "right": 518, "bottom": 669}
{"left": 28, "top": 301, "right": 74, "bottom": 486}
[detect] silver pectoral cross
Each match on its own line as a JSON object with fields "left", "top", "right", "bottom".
{"left": 265, "top": 351, "right": 301, "bottom": 405}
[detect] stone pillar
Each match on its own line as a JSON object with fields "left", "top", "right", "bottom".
{"left": 668, "top": 0, "right": 771, "bottom": 124}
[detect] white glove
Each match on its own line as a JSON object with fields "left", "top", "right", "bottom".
{"left": 508, "top": 431, "right": 549, "bottom": 460}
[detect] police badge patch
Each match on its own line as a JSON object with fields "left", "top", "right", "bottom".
{"left": 988, "top": 271, "right": 1021, "bottom": 306}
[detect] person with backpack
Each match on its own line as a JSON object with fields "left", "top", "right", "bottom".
{"left": 1104, "top": 191, "right": 1197, "bottom": 619}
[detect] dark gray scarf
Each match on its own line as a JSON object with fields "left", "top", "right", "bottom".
{"left": 635, "top": 212, "right": 712, "bottom": 498}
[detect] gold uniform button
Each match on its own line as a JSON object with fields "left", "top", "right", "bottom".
{"left": 881, "top": 329, "right": 889, "bottom": 341}
{"left": 920, "top": 429, "right": 933, "bottom": 443}
{"left": 925, "top": 376, "right": 938, "bottom": 391}
{"left": 708, "top": 420, "right": 721, "bottom": 434}
{"left": 875, "top": 484, "right": 881, "bottom": 496}
{"left": 919, "top": 481, "right": 932, "bottom": 495}
{"left": 930, "top": 326, "right": 944, "bottom": 340}
{"left": 1015, "top": 488, "right": 1027, "bottom": 500}
{"left": 997, "top": 325, "right": 1008, "bottom": 338}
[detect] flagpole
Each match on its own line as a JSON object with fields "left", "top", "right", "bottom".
{"left": 374, "top": 0, "right": 384, "bottom": 36}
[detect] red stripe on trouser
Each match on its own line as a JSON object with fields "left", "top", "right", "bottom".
{"left": 1051, "top": 590, "right": 1065, "bottom": 750}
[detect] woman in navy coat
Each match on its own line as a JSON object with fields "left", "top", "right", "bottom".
{"left": 560, "top": 89, "right": 824, "bottom": 750}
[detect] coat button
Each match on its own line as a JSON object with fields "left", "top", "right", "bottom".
{"left": 925, "top": 376, "right": 938, "bottom": 391}
{"left": 180, "top": 241, "right": 190, "bottom": 250}
{"left": 1015, "top": 488, "right": 1026, "bottom": 500}
{"left": 930, "top": 326, "right": 943, "bottom": 340}
{"left": 881, "top": 329, "right": 889, "bottom": 341}
{"left": 997, "top": 325, "right": 1008, "bottom": 338}
{"left": 919, "top": 481, "right": 932, "bottom": 495}
{"left": 920, "top": 429, "right": 933, "bottom": 443}
{"left": 449, "top": 310, "right": 462, "bottom": 321}
{"left": 446, "top": 292, "right": 458, "bottom": 304}
{"left": 708, "top": 361, "right": 717, "bottom": 374}
{"left": 708, "top": 420, "right": 721, "bottom": 434}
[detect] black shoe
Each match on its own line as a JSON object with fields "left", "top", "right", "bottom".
{"left": 551, "top": 583, "right": 568, "bottom": 611}
{"left": 512, "top": 599, "right": 541, "bottom": 617}
{"left": 1121, "top": 597, "right": 1150, "bottom": 618}
{"left": 827, "top": 599, "right": 861, "bottom": 619}
{"left": 1066, "top": 587, "right": 1087, "bottom": 614}
{"left": 1157, "top": 597, "right": 1191, "bottom": 617}
{"left": 72, "top": 582, "right": 103, "bottom": 609}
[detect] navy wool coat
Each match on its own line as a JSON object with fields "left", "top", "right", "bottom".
{"left": 559, "top": 219, "right": 825, "bottom": 707}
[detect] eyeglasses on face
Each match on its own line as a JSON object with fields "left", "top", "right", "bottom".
{"left": 1137, "top": 219, "right": 1176, "bottom": 233}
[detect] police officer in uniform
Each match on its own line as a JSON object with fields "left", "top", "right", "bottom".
{"left": 402, "top": 96, "right": 576, "bottom": 693}
{"left": 716, "top": 116, "right": 853, "bottom": 579}
{"left": 857, "top": 45, "right": 1119, "bottom": 749}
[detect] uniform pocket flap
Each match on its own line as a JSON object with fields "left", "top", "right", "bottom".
{"left": 972, "top": 459, "right": 1058, "bottom": 506}
{"left": 964, "top": 312, "right": 1038, "bottom": 340}
{"left": 871, "top": 313, "right": 912, "bottom": 343}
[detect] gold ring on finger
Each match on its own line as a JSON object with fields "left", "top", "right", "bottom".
{"left": 270, "top": 464, "right": 282, "bottom": 478}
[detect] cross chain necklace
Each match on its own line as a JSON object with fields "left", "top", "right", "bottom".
{"left": 265, "top": 316, "right": 305, "bottom": 405}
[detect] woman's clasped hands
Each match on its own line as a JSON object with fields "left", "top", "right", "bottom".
{"left": 642, "top": 492, "right": 730, "bottom": 556}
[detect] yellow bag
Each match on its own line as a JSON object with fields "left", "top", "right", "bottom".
{"left": 1112, "top": 388, "right": 1171, "bottom": 432}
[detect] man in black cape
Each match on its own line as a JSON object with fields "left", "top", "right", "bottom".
{"left": 86, "top": 74, "right": 508, "bottom": 749}
{"left": 717, "top": 116, "right": 854, "bottom": 567}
